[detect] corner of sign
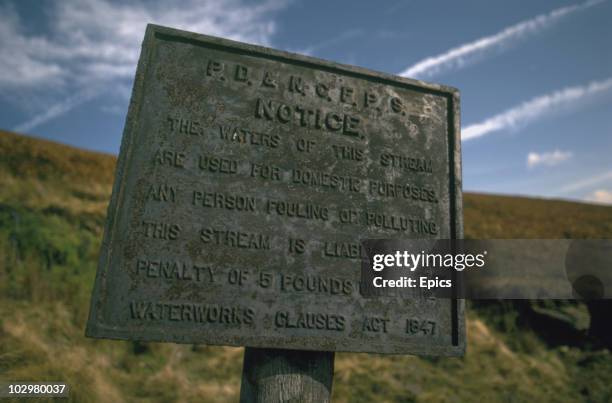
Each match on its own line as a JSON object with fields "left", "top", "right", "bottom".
{"left": 144, "top": 23, "right": 169, "bottom": 39}
{"left": 142, "top": 23, "right": 158, "bottom": 44}
{"left": 449, "top": 85, "right": 461, "bottom": 102}
{"left": 84, "top": 310, "right": 105, "bottom": 339}
{"left": 84, "top": 320, "right": 97, "bottom": 339}
{"left": 145, "top": 22, "right": 161, "bottom": 32}
{"left": 458, "top": 340, "right": 467, "bottom": 357}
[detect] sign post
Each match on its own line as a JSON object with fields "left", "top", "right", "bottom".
{"left": 240, "top": 348, "right": 334, "bottom": 402}
{"left": 86, "top": 24, "right": 464, "bottom": 401}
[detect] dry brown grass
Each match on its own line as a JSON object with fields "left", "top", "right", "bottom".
{"left": 0, "top": 301, "right": 242, "bottom": 402}
{"left": 464, "top": 193, "right": 612, "bottom": 239}
{"left": 0, "top": 130, "right": 115, "bottom": 220}
{"left": 332, "top": 312, "right": 577, "bottom": 403}
{"left": 1, "top": 131, "right": 612, "bottom": 402}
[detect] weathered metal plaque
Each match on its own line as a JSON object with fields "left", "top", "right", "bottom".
{"left": 86, "top": 24, "right": 464, "bottom": 355}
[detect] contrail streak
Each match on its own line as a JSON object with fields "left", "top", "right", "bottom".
{"left": 399, "top": 0, "right": 604, "bottom": 79}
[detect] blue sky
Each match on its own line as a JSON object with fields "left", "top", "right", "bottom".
{"left": 1, "top": 0, "right": 611, "bottom": 204}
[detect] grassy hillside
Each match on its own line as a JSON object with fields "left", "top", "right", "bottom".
{"left": 464, "top": 193, "right": 612, "bottom": 239}
{"left": 1, "top": 130, "right": 612, "bottom": 402}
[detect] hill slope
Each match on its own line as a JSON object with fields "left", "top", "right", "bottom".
{"left": 1, "top": 130, "right": 611, "bottom": 403}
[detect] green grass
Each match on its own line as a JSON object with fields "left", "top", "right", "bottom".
{"left": 1, "top": 130, "right": 612, "bottom": 402}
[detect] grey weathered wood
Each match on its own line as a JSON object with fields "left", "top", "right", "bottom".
{"left": 240, "top": 348, "right": 334, "bottom": 403}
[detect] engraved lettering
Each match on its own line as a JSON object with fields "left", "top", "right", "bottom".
{"left": 338, "top": 208, "right": 360, "bottom": 224}
{"left": 364, "top": 91, "right": 378, "bottom": 107}
{"left": 255, "top": 98, "right": 275, "bottom": 120}
{"left": 288, "top": 75, "right": 306, "bottom": 95}
{"left": 315, "top": 82, "right": 330, "bottom": 100}
{"left": 228, "top": 268, "right": 249, "bottom": 285}
{"left": 390, "top": 97, "right": 403, "bottom": 113}
{"left": 277, "top": 104, "right": 292, "bottom": 122}
{"left": 380, "top": 153, "right": 433, "bottom": 173}
{"left": 288, "top": 238, "right": 306, "bottom": 254}
{"left": 154, "top": 149, "right": 186, "bottom": 168}
{"left": 207, "top": 59, "right": 224, "bottom": 80}
{"left": 275, "top": 311, "right": 346, "bottom": 331}
{"left": 267, "top": 200, "right": 329, "bottom": 221}
{"left": 261, "top": 71, "right": 277, "bottom": 88}
{"left": 167, "top": 116, "right": 204, "bottom": 135}
{"left": 251, "top": 163, "right": 281, "bottom": 181}
{"left": 142, "top": 221, "right": 181, "bottom": 240}
{"left": 198, "top": 155, "right": 238, "bottom": 174}
{"left": 254, "top": 98, "right": 361, "bottom": 137}
{"left": 368, "top": 180, "right": 438, "bottom": 203}
{"left": 323, "top": 241, "right": 364, "bottom": 259}
{"left": 219, "top": 125, "right": 280, "bottom": 148}
{"left": 292, "top": 169, "right": 361, "bottom": 193}
{"left": 325, "top": 112, "right": 342, "bottom": 131}
{"left": 332, "top": 144, "right": 364, "bottom": 161}
{"left": 406, "top": 319, "right": 436, "bottom": 336}
{"left": 296, "top": 138, "right": 316, "bottom": 152}
{"left": 200, "top": 228, "right": 271, "bottom": 250}
{"left": 130, "top": 301, "right": 255, "bottom": 325}
{"left": 363, "top": 317, "right": 390, "bottom": 333}
{"left": 343, "top": 115, "right": 360, "bottom": 136}
{"left": 234, "top": 64, "right": 248, "bottom": 82}
{"left": 365, "top": 212, "right": 438, "bottom": 235}
{"left": 280, "top": 274, "right": 353, "bottom": 295}
{"left": 340, "top": 86, "right": 354, "bottom": 104}
{"left": 192, "top": 191, "right": 256, "bottom": 212}
{"left": 146, "top": 184, "right": 176, "bottom": 202}
{"left": 136, "top": 259, "right": 214, "bottom": 283}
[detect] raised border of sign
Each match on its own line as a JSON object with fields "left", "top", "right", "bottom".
{"left": 86, "top": 24, "right": 465, "bottom": 356}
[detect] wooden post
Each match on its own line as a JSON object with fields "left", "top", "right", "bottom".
{"left": 240, "top": 347, "right": 335, "bottom": 403}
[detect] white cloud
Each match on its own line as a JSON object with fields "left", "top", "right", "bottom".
{"left": 462, "top": 77, "right": 612, "bottom": 141}
{"left": 0, "top": 4, "right": 65, "bottom": 89}
{"left": 13, "top": 87, "right": 102, "bottom": 133}
{"left": 295, "top": 29, "right": 363, "bottom": 56}
{"left": 399, "top": 0, "right": 605, "bottom": 79}
{"left": 527, "top": 150, "right": 572, "bottom": 168}
{"left": 3, "top": 0, "right": 288, "bottom": 132}
{"left": 586, "top": 189, "right": 612, "bottom": 204}
{"left": 560, "top": 170, "right": 612, "bottom": 193}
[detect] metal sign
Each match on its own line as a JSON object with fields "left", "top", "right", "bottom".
{"left": 86, "top": 24, "right": 464, "bottom": 355}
